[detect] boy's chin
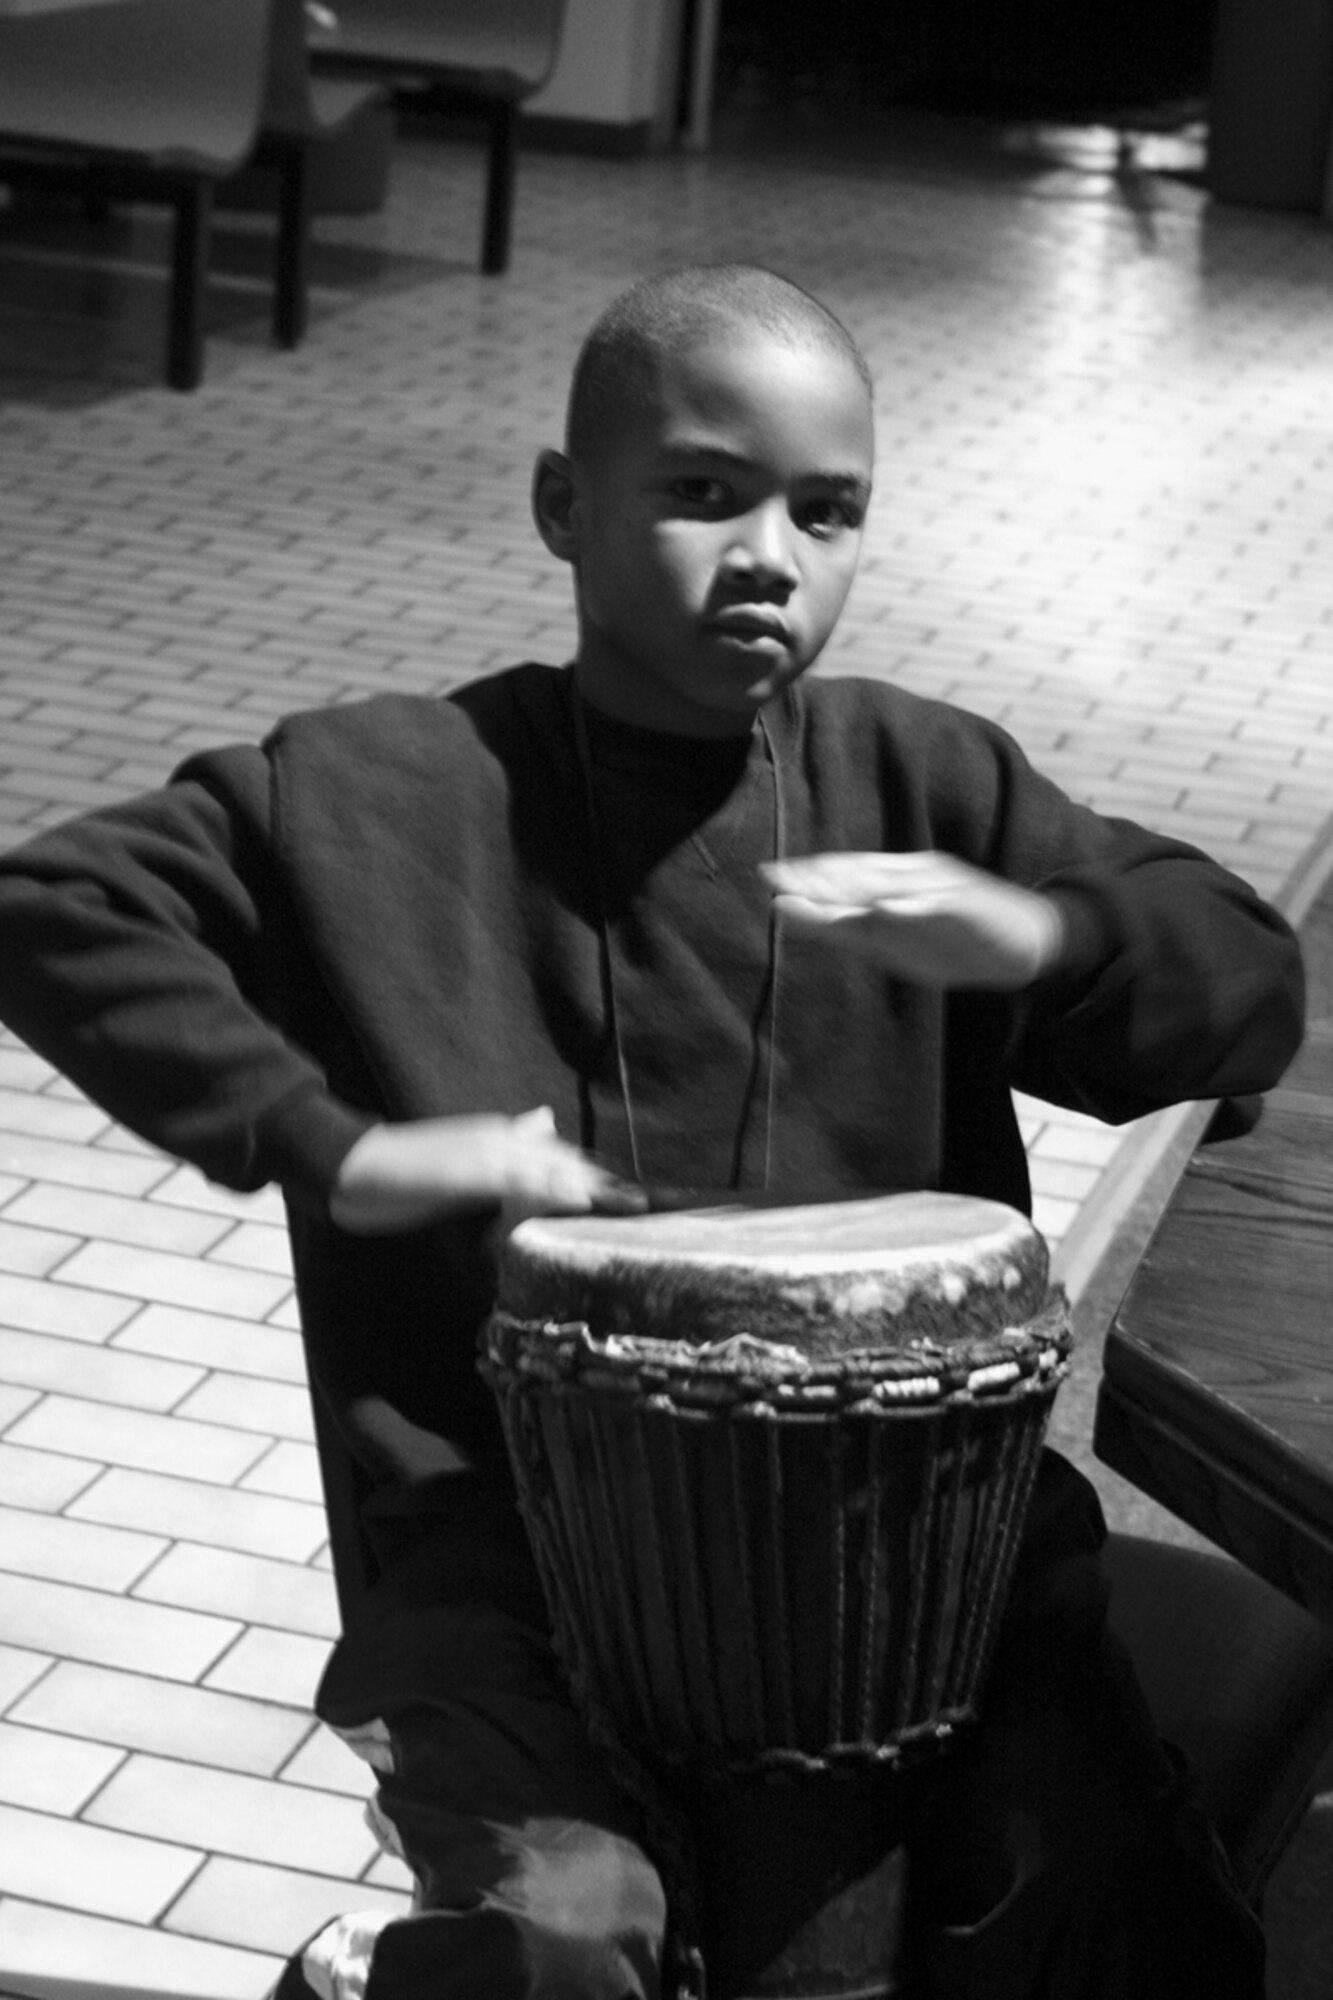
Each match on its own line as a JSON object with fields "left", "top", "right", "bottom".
{"left": 741, "top": 659, "right": 812, "bottom": 709}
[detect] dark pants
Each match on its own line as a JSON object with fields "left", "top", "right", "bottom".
{"left": 291, "top": 1454, "right": 1264, "bottom": 2000}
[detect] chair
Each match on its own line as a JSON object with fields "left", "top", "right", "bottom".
{"left": 0, "top": 0, "right": 276, "bottom": 389}
{"left": 1104, "top": 1531, "right": 1333, "bottom": 1905}
{"left": 307, "top": 0, "right": 568, "bottom": 273}
{"left": 1092, "top": 1123, "right": 1333, "bottom": 1911}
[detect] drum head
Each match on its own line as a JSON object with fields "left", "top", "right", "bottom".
{"left": 498, "top": 1190, "right": 1049, "bottom": 1353}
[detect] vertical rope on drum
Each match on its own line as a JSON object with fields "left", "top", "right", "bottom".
{"left": 666, "top": 1407, "right": 729, "bottom": 1752}
{"left": 551, "top": 1393, "right": 621, "bottom": 1725}
{"left": 582, "top": 1387, "right": 661, "bottom": 1746}
{"left": 921, "top": 1403, "right": 967, "bottom": 1720}
{"left": 826, "top": 1416, "right": 849, "bottom": 1750}
{"left": 893, "top": 1407, "right": 943, "bottom": 1732}
{"left": 726, "top": 1409, "right": 768, "bottom": 1749}
{"left": 855, "top": 1415, "right": 888, "bottom": 1745}
{"left": 498, "top": 1385, "right": 602, "bottom": 1727}
{"left": 640, "top": 1399, "right": 702, "bottom": 1756}
{"left": 942, "top": 1403, "right": 1000, "bottom": 1709}
{"left": 965, "top": 1398, "right": 1046, "bottom": 1700}
{"left": 765, "top": 1417, "right": 798, "bottom": 1747}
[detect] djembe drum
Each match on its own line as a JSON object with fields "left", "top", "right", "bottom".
{"left": 482, "top": 1192, "right": 1072, "bottom": 1999}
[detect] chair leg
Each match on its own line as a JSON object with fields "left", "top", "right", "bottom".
{"left": 273, "top": 140, "right": 311, "bottom": 348}
{"left": 481, "top": 100, "right": 518, "bottom": 275}
{"left": 167, "top": 177, "right": 211, "bottom": 392}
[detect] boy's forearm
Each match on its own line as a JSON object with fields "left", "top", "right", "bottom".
{"left": 1014, "top": 857, "right": 1305, "bottom": 1119}
{"left": 948, "top": 716, "right": 1306, "bottom": 1118}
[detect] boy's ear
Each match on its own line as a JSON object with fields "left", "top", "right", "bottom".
{"left": 532, "top": 449, "right": 579, "bottom": 563}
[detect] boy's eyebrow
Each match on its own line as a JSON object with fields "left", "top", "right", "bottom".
{"left": 656, "top": 442, "right": 872, "bottom": 500}
{"left": 818, "top": 472, "right": 874, "bottom": 503}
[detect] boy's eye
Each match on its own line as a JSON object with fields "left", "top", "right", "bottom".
{"left": 670, "top": 477, "right": 730, "bottom": 509}
{"left": 799, "top": 498, "right": 861, "bottom": 540}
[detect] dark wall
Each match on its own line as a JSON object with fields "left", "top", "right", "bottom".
{"left": 721, "top": 0, "right": 1218, "bottom": 114}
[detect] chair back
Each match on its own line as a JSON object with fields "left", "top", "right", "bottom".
{"left": 0, "top": 0, "right": 275, "bottom": 174}
{"left": 311, "top": 0, "right": 567, "bottom": 99}
{"left": 262, "top": 0, "right": 322, "bottom": 134}
{"left": 261, "top": 0, "right": 382, "bottom": 139}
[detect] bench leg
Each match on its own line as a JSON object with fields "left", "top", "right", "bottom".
{"left": 167, "top": 178, "right": 211, "bottom": 392}
{"left": 274, "top": 140, "right": 311, "bottom": 349}
{"left": 481, "top": 100, "right": 518, "bottom": 275}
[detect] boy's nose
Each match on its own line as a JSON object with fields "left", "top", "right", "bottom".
{"left": 725, "top": 506, "right": 799, "bottom": 589}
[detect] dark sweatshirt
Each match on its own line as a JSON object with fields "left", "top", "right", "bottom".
{"left": 0, "top": 663, "right": 1304, "bottom": 1567}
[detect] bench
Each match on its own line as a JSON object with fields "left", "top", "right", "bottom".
{"left": 0, "top": 0, "right": 384, "bottom": 387}
{"left": 0, "top": 0, "right": 276, "bottom": 388}
{"left": 308, "top": 0, "right": 567, "bottom": 273}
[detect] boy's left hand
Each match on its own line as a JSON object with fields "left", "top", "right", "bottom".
{"left": 762, "top": 851, "right": 1066, "bottom": 990}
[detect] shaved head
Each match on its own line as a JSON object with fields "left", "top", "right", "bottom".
{"left": 566, "top": 264, "right": 873, "bottom": 467}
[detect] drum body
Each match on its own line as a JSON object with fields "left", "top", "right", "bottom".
{"left": 483, "top": 1197, "right": 1071, "bottom": 1999}
{"left": 483, "top": 1301, "right": 1070, "bottom": 1778}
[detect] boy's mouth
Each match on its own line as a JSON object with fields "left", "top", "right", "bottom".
{"left": 706, "top": 609, "right": 792, "bottom": 647}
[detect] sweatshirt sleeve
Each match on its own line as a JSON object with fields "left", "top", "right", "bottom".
{"left": 0, "top": 748, "right": 373, "bottom": 1209}
{"left": 953, "top": 725, "right": 1307, "bottom": 1122}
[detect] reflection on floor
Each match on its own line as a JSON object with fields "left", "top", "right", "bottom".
{"left": 1, "top": 93, "right": 1331, "bottom": 1999}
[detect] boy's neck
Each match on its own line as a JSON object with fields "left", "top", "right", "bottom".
{"left": 570, "top": 659, "right": 769, "bottom": 741}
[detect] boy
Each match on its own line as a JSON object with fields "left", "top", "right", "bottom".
{"left": 0, "top": 265, "right": 1303, "bottom": 2000}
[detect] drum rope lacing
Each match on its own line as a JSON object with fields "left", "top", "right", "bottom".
{"left": 485, "top": 1297, "right": 1072, "bottom": 1415}
{"left": 485, "top": 1305, "right": 1069, "bottom": 1771}
{"left": 568, "top": 676, "right": 785, "bottom": 1192}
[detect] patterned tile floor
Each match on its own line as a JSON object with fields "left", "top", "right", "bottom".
{"left": 1, "top": 95, "right": 1332, "bottom": 1997}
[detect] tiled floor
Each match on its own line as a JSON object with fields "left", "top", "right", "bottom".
{"left": 1, "top": 86, "right": 1332, "bottom": 1999}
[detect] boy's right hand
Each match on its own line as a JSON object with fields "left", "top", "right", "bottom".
{"left": 329, "top": 1106, "right": 646, "bottom": 1234}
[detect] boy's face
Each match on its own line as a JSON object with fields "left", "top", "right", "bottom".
{"left": 543, "top": 329, "right": 874, "bottom": 737}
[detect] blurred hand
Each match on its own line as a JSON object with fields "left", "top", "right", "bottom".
{"left": 330, "top": 1105, "right": 646, "bottom": 1234}
{"left": 762, "top": 851, "right": 1066, "bottom": 990}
